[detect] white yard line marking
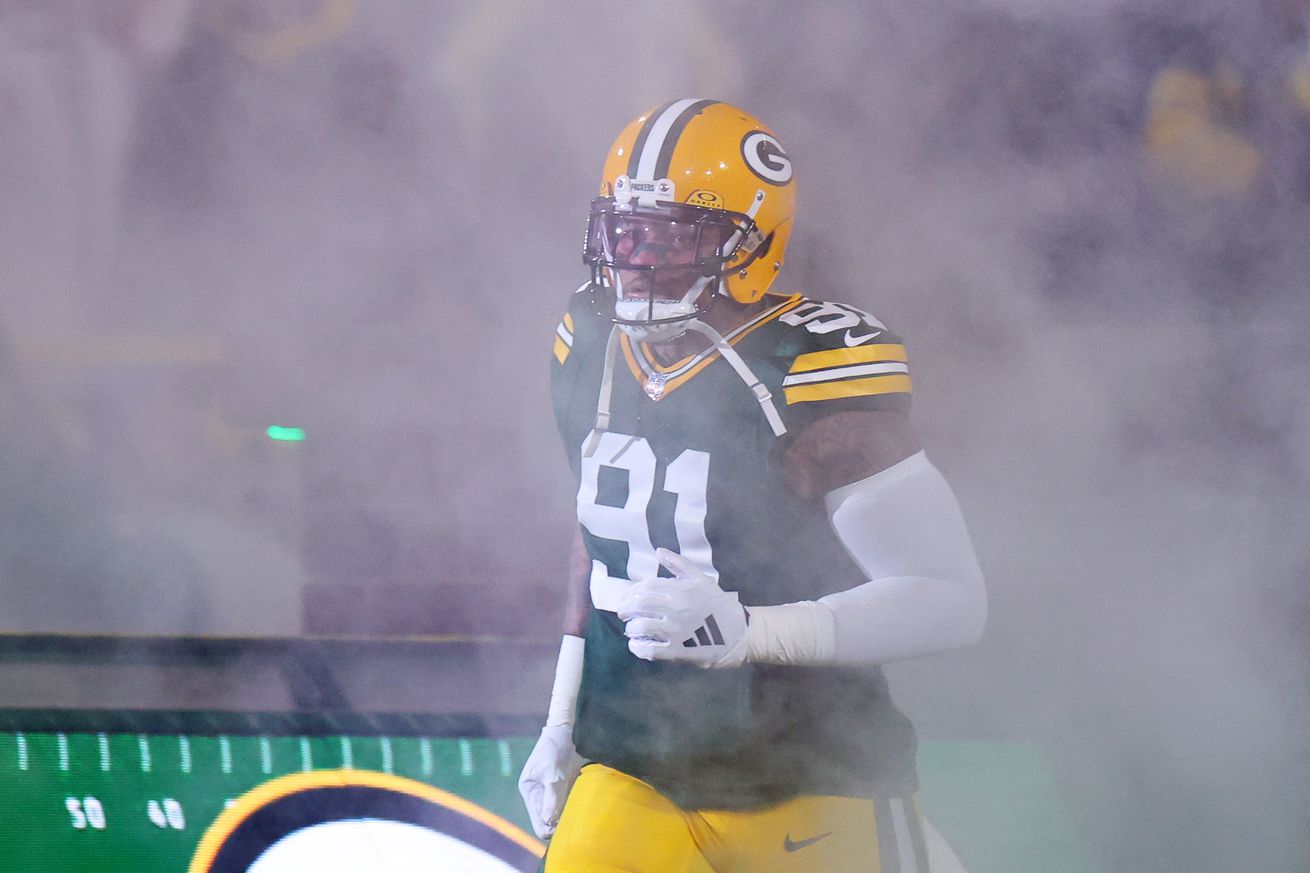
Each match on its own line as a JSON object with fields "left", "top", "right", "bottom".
{"left": 17, "top": 733, "right": 29, "bottom": 771}
{"left": 459, "top": 739, "right": 473, "bottom": 776}
{"left": 138, "top": 735, "right": 153, "bottom": 773}
{"left": 299, "top": 737, "right": 313, "bottom": 772}
{"left": 259, "top": 737, "right": 272, "bottom": 775}
{"left": 219, "top": 736, "right": 232, "bottom": 775}
{"left": 340, "top": 737, "right": 353, "bottom": 770}
{"left": 57, "top": 733, "right": 69, "bottom": 772}
{"left": 498, "top": 740, "right": 512, "bottom": 777}
{"left": 179, "top": 736, "right": 192, "bottom": 774}
{"left": 381, "top": 737, "right": 394, "bottom": 774}
{"left": 98, "top": 733, "right": 110, "bottom": 772}
{"left": 420, "top": 739, "right": 433, "bottom": 776}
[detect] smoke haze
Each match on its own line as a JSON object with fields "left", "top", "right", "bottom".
{"left": 1, "top": 1, "right": 1307, "bottom": 870}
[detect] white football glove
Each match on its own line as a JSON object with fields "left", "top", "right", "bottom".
{"left": 517, "top": 723, "right": 583, "bottom": 840}
{"left": 618, "top": 548, "right": 749, "bottom": 668}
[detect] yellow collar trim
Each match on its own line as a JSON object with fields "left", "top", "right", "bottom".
{"left": 619, "top": 294, "right": 804, "bottom": 400}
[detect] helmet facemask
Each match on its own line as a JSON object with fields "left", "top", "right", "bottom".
{"left": 584, "top": 196, "right": 760, "bottom": 342}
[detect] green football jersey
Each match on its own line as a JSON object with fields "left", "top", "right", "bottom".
{"left": 551, "top": 289, "right": 919, "bottom": 810}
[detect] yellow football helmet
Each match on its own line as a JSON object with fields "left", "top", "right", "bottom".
{"left": 584, "top": 99, "right": 796, "bottom": 338}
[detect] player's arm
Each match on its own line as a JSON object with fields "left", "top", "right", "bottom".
{"left": 761, "top": 407, "right": 987, "bottom": 665}
{"left": 779, "top": 408, "right": 920, "bottom": 500}
{"left": 562, "top": 526, "right": 591, "bottom": 637}
{"left": 620, "top": 408, "right": 987, "bottom": 668}
{"left": 518, "top": 527, "right": 590, "bottom": 839}
{"left": 541, "top": 527, "right": 590, "bottom": 727}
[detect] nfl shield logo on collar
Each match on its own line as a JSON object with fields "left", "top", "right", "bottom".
{"left": 644, "top": 372, "right": 667, "bottom": 401}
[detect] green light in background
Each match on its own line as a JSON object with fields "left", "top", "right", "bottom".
{"left": 266, "top": 426, "right": 305, "bottom": 442}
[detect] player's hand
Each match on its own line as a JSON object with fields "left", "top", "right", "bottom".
{"left": 517, "top": 723, "right": 583, "bottom": 840}
{"left": 618, "top": 548, "right": 749, "bottom": 668}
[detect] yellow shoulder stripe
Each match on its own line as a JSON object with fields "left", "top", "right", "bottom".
{"left": 553, "top": 336, "right": 570, "bottom": 364}
{"left": 563, "top": 312, "right": 574, "bottom": 332}
{"left": 784, "top": 374, "right": 911, "bottom": 404}
{"left": 790, "top": 343, "right": 907, "bottom": 374}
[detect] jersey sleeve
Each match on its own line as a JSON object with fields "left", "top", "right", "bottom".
{"left": 550, "top": 286, "right": 603, "bottom": 472}
{"left": 773, "top": 299, "right": 912, "bottom": 434}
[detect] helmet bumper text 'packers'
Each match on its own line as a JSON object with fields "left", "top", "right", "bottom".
{"left": 583, "top": 99, "right": 796, "bottom": 341}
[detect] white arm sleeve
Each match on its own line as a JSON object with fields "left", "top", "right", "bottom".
{"left": 742, "top": 450, "right": 986, "bottom": 666}
{"left": 818, "top": 450, "right": 987, "bottom": 665}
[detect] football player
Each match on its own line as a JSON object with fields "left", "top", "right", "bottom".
{"left": 520, "top": 99, "right": 987, "bottom": 872}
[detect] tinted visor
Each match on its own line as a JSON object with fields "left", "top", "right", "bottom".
{"left": 584, "top": 199, "right": 746, "bottom": 271}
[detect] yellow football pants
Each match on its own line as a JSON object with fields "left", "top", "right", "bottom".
{"left": 544, "top": 763, "right": 928, "bottom": 873}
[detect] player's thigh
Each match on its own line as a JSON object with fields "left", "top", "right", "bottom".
{"left": 545, "top": 764, "right": 713, "bottom": 873}
{"left": 710, "top": 793, "right": 929, "bottom": 873}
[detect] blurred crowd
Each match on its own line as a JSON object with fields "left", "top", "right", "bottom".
{"left": 0, "top": 0, "right": 1307, "bottom": 637}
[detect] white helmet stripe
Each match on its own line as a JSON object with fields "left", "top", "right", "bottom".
{"left": 635, "top": 98, "right": 710, "bottom": 182}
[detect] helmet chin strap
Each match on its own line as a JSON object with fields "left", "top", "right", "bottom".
{"left": 584, "top": 313, "right": 787, "bottom": 460}
{"left": 682, "top": 319, "right": 787, "bottom": 438}
{"left": 583, "top": 325, "right": 623, "bottom": 458}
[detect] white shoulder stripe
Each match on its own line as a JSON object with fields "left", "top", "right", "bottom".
{"left": 782, "top": 361, "right": 908, "bottom": 387}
